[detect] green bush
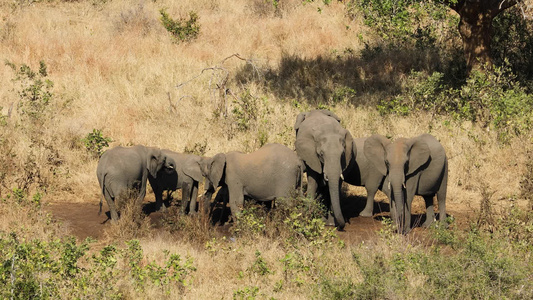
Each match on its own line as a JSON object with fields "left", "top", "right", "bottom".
{"left": 183, "top": 139, "right": 208, "bottom": 156}
{"left": 379, "top": 64, "right": 533, "bottom": 143}
{"left": 349, "top": 0, "right": 458, "bottom": 49}
{"left": 82, "top": 129, "right": 112, "bottom": 158}
{"left": 231, "top": 195, "right": 337, "bottom": 247}
{"left": 5, "top": 60, "right": 53, "bottom": 123}
{"left": 159, "top": 9, "right": 200, "bottom": 43}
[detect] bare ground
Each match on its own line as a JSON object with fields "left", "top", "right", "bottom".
{"left": 43, "top": 190, "right": 471, "bottom": 245}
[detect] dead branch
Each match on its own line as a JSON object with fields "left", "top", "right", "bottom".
{"left": 174, "top": 53, "right": 263, "bottom": 118}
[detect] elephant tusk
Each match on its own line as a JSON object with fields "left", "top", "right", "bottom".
{"left": 403, "top": 182, "right": 406, "bottom": 189}
{"left": 340, "top": 173, "right": 344, "bottom": 181}
{"left": 388, "top": 181, "right": 391, "bottom": 190}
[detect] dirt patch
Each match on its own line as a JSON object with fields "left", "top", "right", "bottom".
{"left": 44, "top": 196, "right": 470, "bottom": 245}
{"left": 44, "top": 202, "right": 108, "bottom": 241}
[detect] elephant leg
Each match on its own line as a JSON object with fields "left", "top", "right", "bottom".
{"left": 422, "top": 195, "right": 436, "bottom": 228}
{"left": 104, "top": 188, "right": 120, "bottom": 221}
{"left": 403, "top": 190, "right": 415, "bottom": 234}
{"left": 360, "top": 184, "right": 378, "bottom": 217}
{"left": 189, "top": 181, "right": 199, "bottom": 215}
{"left": 437, "top": 186, "right": 447, "bottom": 226}
{"left": 306, "top": 169, "right": 320, "bottom": 200}
{"left": 389, "top": 199, "right": 397, "bottom": 229}
{"left": 181, "top": 182, "right": 191, "bottom": 215}
{"left": 153, "top": 186, "right": 166, "bottom": 212}
{"left": 228, "top": 184, "right": 244, "bottom": 222}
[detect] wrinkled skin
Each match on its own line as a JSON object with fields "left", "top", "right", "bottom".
{"left": 364, "top": 134, "right": 448, "bottom": 234}
{"left": 96, "top": 145, "right": 175, "bottom": 221}
{"left": 343, "top": 137, "right": 386, "bottom": 217}
{"left": 294, "top": 110, "right": 354, "bottom": 231}
{"left": 199, "top": 143, "right": 303, "bottom": 221}
{"left": 148, "top": 150, "right": 204, "bottom": 214}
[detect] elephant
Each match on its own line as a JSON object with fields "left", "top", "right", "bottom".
{"left": 364, "top": 134, "right": 448, "bottom": 234}
{"left": 342, "top": 137, "right": 387, "bottom": 218}
{"left": 199, "top": 143, "right": 303, "bottom": 221}
{"left": 294, "top": 109, "right": 354, "bottom": 230}
{"left": 147, "top": 150, "right": 204, "bottom": 214}
{"left": 96, "top": 145, "right": 175, "bottom": 221}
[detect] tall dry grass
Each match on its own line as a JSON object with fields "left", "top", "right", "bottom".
{"left": 0, "top": 0, "right": 532, "bottom": 298}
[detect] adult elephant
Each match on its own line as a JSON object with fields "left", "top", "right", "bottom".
{"left": 148, "top": 150, "right": 204, "bottom": 214}
{"left": 96, "top": 145, "right": 175, "bottom": 221}
{"left": 294, "top": 110, "right": 353, "bottom": 230}
{"left": 364, "top": 134, "right": 448, "bottom": 234}
{"left": 343, "top": 137, "right": 387, "bottom": 218}
{"left": 199, "top": 143, "right": 303, "bottom": 220}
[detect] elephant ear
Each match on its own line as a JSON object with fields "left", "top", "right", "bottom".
{"left": 407, "top": 137, "right": 430, "bottom": 176}
{"left": 318, "top": 109, "right": 341, "bottom": 123}
{"left": 342, "top": 129, "right": 354, "bottom": 171}
{"left": 210, "top": 153, "right": 226, "bottom": 188}
{"left": 295, "top": 135, "right": 322, "bottom": 174}
{"left": 364, "top": 134, "right": 390, "bottom": 176}
{"left": 148, "top": 148, "right": 163, "bottom": 178}
{"left": 294, "top": 112, "right": 308, "bottom": 134}
{"left": 183, "top": 158, "right": 203, "bottom": 182}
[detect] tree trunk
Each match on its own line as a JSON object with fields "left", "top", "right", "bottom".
{"left": 450, "top": 0, "right": 518, "bottom": 73}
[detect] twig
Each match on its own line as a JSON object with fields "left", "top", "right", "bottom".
{"left": 174, "top": 53, "right": 263, "bottom": 117}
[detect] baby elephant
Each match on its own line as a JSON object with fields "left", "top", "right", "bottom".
{"left": 148, "top": 150, "right": 204, "bottom": 214}
{"left": 96, "top": 145, "right": 175, "bottom": 221}
{"left": 199, "top": 143, "right": 303, "bottom": 220}
{"left": 364, "top": 134, "right": 448, "bottom": 234}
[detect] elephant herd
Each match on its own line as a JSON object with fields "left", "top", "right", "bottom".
{"left": 97, "top": 110, "right": 448, "bottom": 234}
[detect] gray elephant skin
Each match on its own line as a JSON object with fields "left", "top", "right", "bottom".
{"left": 294, "top": 109, "right": 353, "bottom": 230}
{"left": 343, "top": 137, "right": 387, "bottom": 218}
{"left": 148, "top": 150, "right": 204, "bottom": 214}
{"left": 96, "top": 145, "right": 175, "bottom": 221}
{"left": 199, "top": 143, "right": 303, "bottom": 220}
{"left": 364, "top": 134, "right": 448, "bottom": 234}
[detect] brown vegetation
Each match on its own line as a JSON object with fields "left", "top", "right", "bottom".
{"left": 0, "top": 0, "right": 532, "bottom": 298}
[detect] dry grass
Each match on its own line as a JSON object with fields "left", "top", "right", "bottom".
{"left": 0, "top": 0, "right": 532, "bottom": 298}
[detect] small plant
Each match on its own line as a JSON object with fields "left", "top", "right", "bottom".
{"left": 331, "top": 86, "right": 356, "bottom": 105}
{"left": 183, "top": 140, "right": 208, "bottom": 156}
{"left": 82, "top": 129, "right": 112, "bottom": 158}
{"left": 280, "top": 251, "right": 309, "bottom": 287}
{"left": 159, "top": 9, "right": 200, "bottom": 43}
{"left": 123, "top": 240, "right": 196, "bottom": 294}
{"left": 6, "top": 60, "right": 53, "bottom": 122}
{"left": 233, "top": 285, "right": 259, "bottom": 300}
{"left": 247, "top": 251, "right": 272, "bottom": 277}
{"left": 232, "top": 90, "right": 259, "bottom": 131}
{"left": 232, "top": 204, "right": 268, "bottom": 237}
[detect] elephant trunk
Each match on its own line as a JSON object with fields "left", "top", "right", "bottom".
{"left": 393, "top": 188, "right": 405, "bottom": 233}
{"left": 324, "top": 161, "right": 345, "bottom": 230}
{"left": 329, "top": 178, "right": 345, "bottom": 230}
{"left": 390, "top": 168, "right": 406, "bottom": 233}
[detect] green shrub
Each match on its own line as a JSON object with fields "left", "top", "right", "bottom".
{"left": 349, "top": 0, "right": 458, "bottom": 49}
{"left": 379, "top": 64, "right": 533, "bottom": 143}
{"left": 5, "top": 60, "right": 53, "bottom": 123}
{"left": 183, "top": 139, "right": 208, "bottom": 156}
{"left": 82, "top": 129, "right": 112, "bottom": 158}
{"left": 233, "top": 285, "right": 259, "bottom": 300}
{"left": 232, "top": 89, "right": 260, "bottom": 132}
{"left": 159, "top": 9, "right": 200, "bottom": 43}
{"left": 231, "top": 195, "right": 337, "bottom": 247}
